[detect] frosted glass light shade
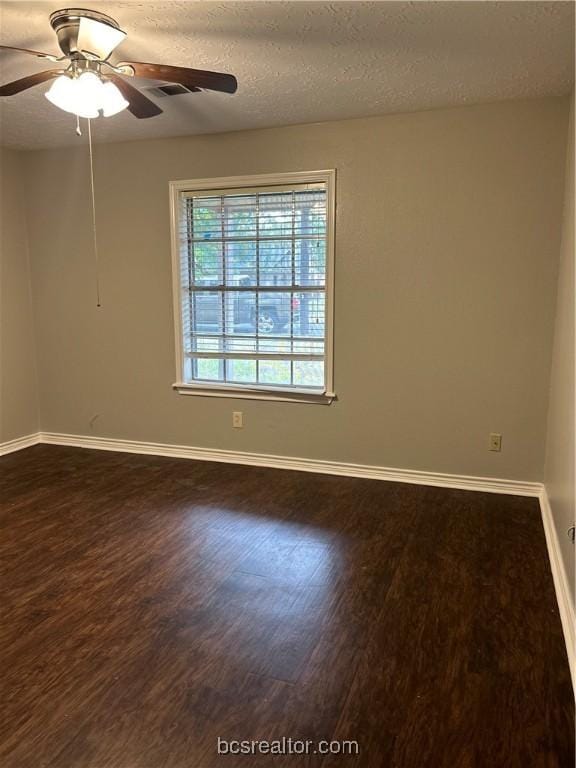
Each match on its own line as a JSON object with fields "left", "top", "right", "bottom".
{"left": 100, "top": 81, "right": 129, "bottom": 116}
{"left": 45, "top": 75, "right": 79, "bottom": 114}
{"left": 77, "top": 17, "right": 126, "bottom": 60}
{"left": 73, "top": 72, "right": 104, "bottom": 118}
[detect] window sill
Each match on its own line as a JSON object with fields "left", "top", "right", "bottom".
{"left": 173, "top": 382, "right": 335, "bottom": 404}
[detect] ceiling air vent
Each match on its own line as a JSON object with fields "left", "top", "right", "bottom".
{"left": 144, "top": 83, "right": 200, "bottom": 97}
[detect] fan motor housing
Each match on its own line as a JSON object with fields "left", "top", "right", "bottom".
{"left": 49, "top": 8, "right": 120, "bottom": 56}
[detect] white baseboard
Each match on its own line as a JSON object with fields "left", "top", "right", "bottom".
{"left": 539, "top": 488, "right": 576, "bottom": 693}
{"left": 0, "top": 432, "right": 41, "bottom": 456}
{"left": 34, "top": 430, "right": 542, "bottom": 497}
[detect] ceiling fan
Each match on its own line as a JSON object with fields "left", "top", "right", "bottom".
{"left": 0, "top": 7, "right": 238, "bottom": 119}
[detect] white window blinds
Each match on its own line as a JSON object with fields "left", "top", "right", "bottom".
{"left": 172, "top": 173, "right": 334, "bottom": 397}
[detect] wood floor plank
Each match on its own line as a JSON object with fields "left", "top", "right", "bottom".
{"left": 321, "top": 488, "right": 574, "bottom": 768}
{"left": 0, "top": 445, "right": 572, "bottom": 768}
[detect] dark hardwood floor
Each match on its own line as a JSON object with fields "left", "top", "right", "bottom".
{"left": 0, "top": 445, "right": 573, "bottom": 767}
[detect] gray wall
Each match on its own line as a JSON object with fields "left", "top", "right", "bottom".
{"left": 545, "top": 91, "right": 575, "bottom": 604}
{"left": 23, "top": 96, "right": 569, "bottom": 480}
{"left": 0, "top": 148, "right": 39, "bottom": 442}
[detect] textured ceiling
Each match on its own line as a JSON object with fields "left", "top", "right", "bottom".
{"left": 0, "top": 1, "right": 574, "bottom": 150}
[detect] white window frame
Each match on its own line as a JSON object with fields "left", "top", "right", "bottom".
{"left": 169, "top": 170, "right": 336, "bottom": 404}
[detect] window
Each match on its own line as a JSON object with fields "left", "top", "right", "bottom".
{"left": 170, "top": 171, "right": 335, "bottom": 403}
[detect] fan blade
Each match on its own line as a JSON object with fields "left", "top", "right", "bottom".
{"left": 0, "top": 44, "right": 56, "bottom": 60}
{"left": 118, "top": 61, "right": 238, "bottom": 94}
{"left": 77, "top": 17, "right": 126, "bottom": 60}
{"left": 0, "top": 70, "right": 61, "bottom": 97}
{"left": 107, "top": 74, "right": 162, "bottom": 118}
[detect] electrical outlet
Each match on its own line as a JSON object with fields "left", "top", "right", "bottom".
{"left": 489, "top": 433, "right": 502, "bottom": 452}
{"left": 232, "top": 411, "right": 243, "bottom": 429}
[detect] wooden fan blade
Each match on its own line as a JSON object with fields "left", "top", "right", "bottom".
{"left": 107, "top": 74, "right": 162, "bottom": 118}
{"left": 0, "top": 44, "right": 56, "bottom": 59}
{"left": 0, "top": 70, "right": 61, "bottom": 97}
{"left": 119, "top": 61, "right": 238, "bottom": 94}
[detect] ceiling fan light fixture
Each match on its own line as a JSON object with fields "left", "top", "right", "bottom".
{"left": 3, "top": 7, "right": 238, "bottom": 121}
{"left": 45, "top": 71, "right": 128, "bottom": 118}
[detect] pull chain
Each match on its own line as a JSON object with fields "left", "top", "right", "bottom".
{"left": 87, "top": 118, "right": 102, "bottom": 307}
